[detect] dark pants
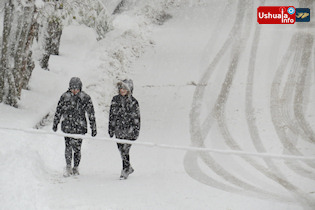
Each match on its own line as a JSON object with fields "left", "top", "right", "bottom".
{"left": 117, "top": 143, "right": 132, "bottom": 170}
{"left": 65, "top": 137, "right": 82, "bottom": 167}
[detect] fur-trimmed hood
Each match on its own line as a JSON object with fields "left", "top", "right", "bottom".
{"left": 117, "top": 79, "right": 134, "bottom": 95}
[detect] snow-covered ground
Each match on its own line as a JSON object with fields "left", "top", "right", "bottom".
{"left": 1, "top": 1, "right": 315, "bottom": 210}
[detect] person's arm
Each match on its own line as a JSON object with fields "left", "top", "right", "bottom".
{"left": 52, "top": 95, "right": 64, "bottom": 131}
{"left": 86, "top": 96, "right": 97, "bottom": 137}
{"left": 131, "top": 99, "right": 140, "bottom": 140}
{"left": 108, "top": 97, "right": 118, "bottom": 137}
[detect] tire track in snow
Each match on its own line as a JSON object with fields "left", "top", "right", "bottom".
{"left": 184, "top": 151, "right": 292, "bottom": 202}
{"left": 294, "top": 42, "right": 315, "bottom": 145}
{"left": 278, "top": 39, "right": 308, "bottom": 142}
{"left": 210, "top": 5, "right": 314, "bottom": 207}
{"left": 272, "top": 2, "right": 315, "bottom": 181}
{"left": 292, "top": 0, "right": 315, "bottom": 147}
{"left": 272, "top": 33, "right": 315, "bottom": 148}
{"left": 271, "top": 33, "right": 315, "bottom": 174}
{"left": 246, "top": 23, "right": 315, "bottom": 209}
{"left": 286, "top": 34, "right": 315, "bottom": 178}
{"left": 187, "top": 0, "right": 315, "bottom": 207}
{"left": 184, "top": 151, "right": 250, "bottom": 194}
{"left": 270, "top": 33, "right": 315, "bottom": 209}
{"left": 186, "top": 0, "right": 291, "bottom": 202}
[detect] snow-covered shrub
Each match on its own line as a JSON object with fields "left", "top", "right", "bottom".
{"left": 64, "top": 0, "right": 113, "bottom": 40}
{"left": 141, "top": 4, "right": 172, "bottom": 25}
{"left": 39, "top": 0, "right": 112, "bottom": 41}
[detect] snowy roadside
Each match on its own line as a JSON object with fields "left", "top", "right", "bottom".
{"left": 0, "top": 2, "right": 163, "bottom": 209}
{"left": 0, "top": 1, "right": 208, "bottom": 210}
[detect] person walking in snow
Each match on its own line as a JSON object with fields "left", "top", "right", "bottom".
{"left": 52, "top": 77, "right": 97, "bottom": 177}
{"left": 108, "top": 79, "right": 141, "bottom": 180}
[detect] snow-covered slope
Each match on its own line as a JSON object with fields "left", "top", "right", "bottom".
{"left": 0, "top": 1, "right": 315, "bottom": 210}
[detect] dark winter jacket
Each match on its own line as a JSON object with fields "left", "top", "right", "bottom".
{"left": 108, "top": 80, "right": 140, "bottom": 140}
{"left": 53, "top": 78, "right": 97, "bottom": 135}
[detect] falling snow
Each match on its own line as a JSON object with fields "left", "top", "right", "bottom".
{"left": 0, "top": 0, "right": 315, "bottom": 210}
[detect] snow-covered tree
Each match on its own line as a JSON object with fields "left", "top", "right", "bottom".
{"left": 39, "top": 0, "right": 63, "bottom": 69}
{"left": 38, "top": 0, "right": 112, "bottom": 69}
{"left": 66, "top": 0, "right": 112, "bottom": 40}
{"left": 0, "top": 0, "right": 113, "bottom": 107}
{"left": 0, "top": 0, "right": 37, "bottom": 107}
{"left": 112, "top": 0, "right": 127, "bottom": 14}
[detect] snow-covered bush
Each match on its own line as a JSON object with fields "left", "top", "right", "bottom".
{"left": 62, "top": 0, "right": 112, "bottom": 40}
{"left": 140, "top": 4, "right": 172, "bottom": 25}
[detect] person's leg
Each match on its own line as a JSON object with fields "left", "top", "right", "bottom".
{"left": 118, "top": 143, "right": 133, "bottom": 179}
{"left": 117, "top": 143, "right": 131, "bottom": 170}
{"left": 65, "top": 137, "right": 72, "bottom": 167}
{"left": 117, "top": 143, "right": 126, "bottom": 179}
{"left": 123, "top": 144, "right": 133, "bottom": 174}
{"left": 122, "top": 144, "right": 131, "bottom": 170}
{"left": 117, "top": 143, "right": 124, "bottom": 169}
{"left": 73, "top": 138, "right": 82, "bottom": 168}
{"left": 64, "top": 137, "right": 73, "bottom": 177}
{"left": 71, "top": 138, "right": 82, "bottom": 175}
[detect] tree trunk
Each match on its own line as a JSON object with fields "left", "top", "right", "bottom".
{"left": 40, "top": 15, "right": 63, "bottom": 70}
{"left": 0, "top": 0, "right": 38, "bottom": 107}
{"left": 0, "top": 1, "right": 17, "bottom": 107}
{"left": 14, "top": 5, "right": 34, "bottom": 92}
{"left": 19, "top": 10, "right": 38, "bottom": 91}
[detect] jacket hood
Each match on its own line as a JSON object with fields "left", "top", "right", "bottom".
{"left": 69, "top": 77, "right": 82, "bottom": 91}
{"left": 117, "top": 79, "right": 134, "bottom": 95}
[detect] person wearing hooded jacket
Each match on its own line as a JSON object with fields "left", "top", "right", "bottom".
{"left": 108, "top": 79, "right": 141, "bottom": 179}
{"left": 53, "top": 77, "right": 97, "bottom": 177}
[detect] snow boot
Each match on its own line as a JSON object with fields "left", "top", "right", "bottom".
{"left": 127, "top": 166, "right": 134, "bottom": 175}
{"left": 120, "top": 168, "right": 128, "bottom": 180}
{"left": 72, "top": 167, "right": 80, "bottom": 176}
{"left": 120, "top": 167, "right": 134, "bottom": 180}
{"left": 63, "top": 165, "right": 73, "bottom": 177}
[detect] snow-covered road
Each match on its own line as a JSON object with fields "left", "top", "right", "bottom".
{"left": 185, "top": 1, "right": 315, "bottom": 210}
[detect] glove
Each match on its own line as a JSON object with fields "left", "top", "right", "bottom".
{"left": 91, "top": 129, "right": 97, "bottom": 137}
{"left": 52, "top": 124, "right": 57, "bottom": 132}
{"left": 109, "top": 130, "right": 114, "bottom": 138}
{"left": 129, "top": 129, "right": 139, "bottom": 140}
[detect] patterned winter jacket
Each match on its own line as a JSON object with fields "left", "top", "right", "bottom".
{"left": 108, "top": 94, "right": 140, "bottom": 140}
{"left": 53, "top": 90, "right": 97, "bottom": 135}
